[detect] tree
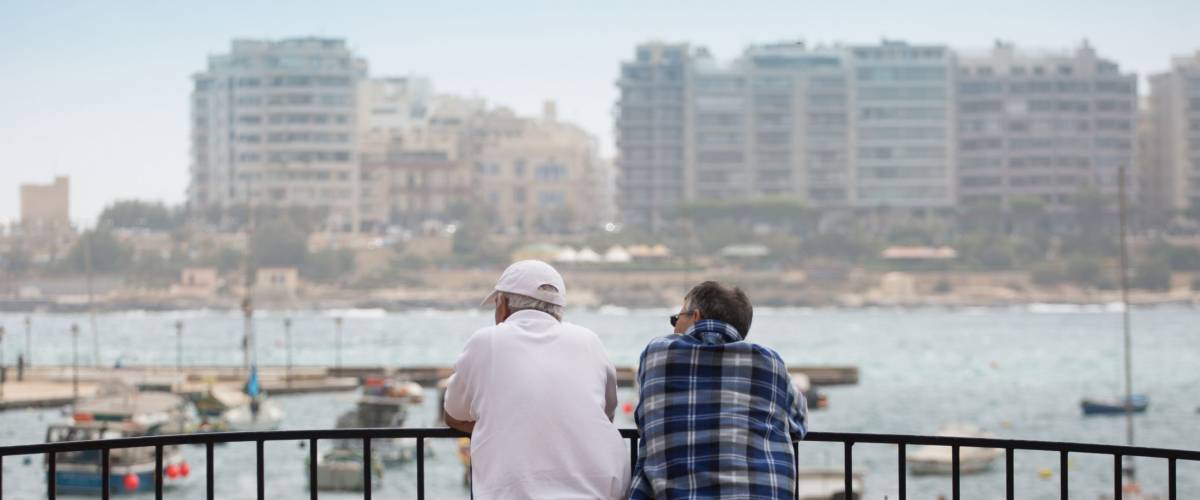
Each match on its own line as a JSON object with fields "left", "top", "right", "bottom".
{"left": 2, "top": 246, "right": 31, "bottom": 275}
{"left": 1187, "top": 199, "right": 1200, "bottom": 223}
{"left": 251, "top": 219, "right": 308, "bottom": 269}
{"left": 1133, "top": 258, "right": 1171, "bottom": 291}
{"left": 1065, "top": 256, "right": 1107, "bottom": 288}
{"left": 1146, "top": 240, "right": 1200, "bottom": 271}
{"left": 63, "top": 229, "right": 134, "bottom": 273}
{"left": 302, "top": 248, "right": 356, "bottom": 284}
{"left": 98, "top": 200, "right": 182, "bottom": 231}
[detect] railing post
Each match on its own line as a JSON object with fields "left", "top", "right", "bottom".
{"left": 843, "top": 442, "right": 853, "bottom": 500}
{"left": 417, "top": 438, "right": 426, "bottom": 500}
{"left": 47, "top": 451, "right": 55, "bottom": 500}
{"left": 363, "top": 438, "right": 372, "bottom": 500}
{"left": 1113, "top": 454, "right": 1122, "bottom": 500}
{"left": 309, "top": 439, "right": 318, "bottom": 500}
{"left": 1059, "top": 450, "right": 1068, "bottom": 500}
{"left": 154, "top": 445, "right": 163, "bottom": 500}
{"left": 1005, "top": 447, "right": 1013, "bottom": 500}
{"left": 256, "top": 440, "right": 265, "bottom": 500}
{"left": 897, "top": 443, "right": 906, "bottom": 500}
{"left": 101, "top": 448, "right": 110, "bottom": 500}
{"left": 951, "top": 445, "right": 960, "bottom": 500}
{"left": 206, "top": 442, "right": 215, "bottom": 500}
{"left": 1168, "top": 457, "right": 1176, "bottom": 500}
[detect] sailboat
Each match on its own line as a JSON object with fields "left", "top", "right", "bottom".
{"left": 1082, "top": 167, "right": 1153, "bottom": 497}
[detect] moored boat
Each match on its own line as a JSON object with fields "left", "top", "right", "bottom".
{"left": 1081, "top": 394, "right": 1149, "bottom": 416}
{"left": 46, "top": 385, "right": 194, "bottom": 494}
{"left": 908, "top": 424, "right": 1003, "bottom": 475}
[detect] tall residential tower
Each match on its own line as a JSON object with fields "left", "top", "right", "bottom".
{"left": 188, "top": 38, "right": 365, "bottom": 231}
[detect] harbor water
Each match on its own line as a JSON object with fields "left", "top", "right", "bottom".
{"left": 1, "top": 305, "right": 1199, "bottom": 498}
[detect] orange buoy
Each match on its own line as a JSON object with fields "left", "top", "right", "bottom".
{"left": 123, "top": 472, "right": 140, "bottom": 491}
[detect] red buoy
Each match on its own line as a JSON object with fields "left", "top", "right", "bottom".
{"left": 180, "top": 461, "right": 191, "bottom": 477}
{"left": 622, "top": 402, "right": 634, "bottom": 414}
{"left": 165, "top": 464, "right": 180, "bottom": 479}
{"left": 123, "top": 472, "right": 140, "bottom": 491}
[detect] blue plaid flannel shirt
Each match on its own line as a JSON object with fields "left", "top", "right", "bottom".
{"left": 629, "top": 319, "right": 808, "bottom": 500}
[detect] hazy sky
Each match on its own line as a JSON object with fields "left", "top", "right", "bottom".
{"left": 2, "top": 0, "right": 1197, "bottom": 225}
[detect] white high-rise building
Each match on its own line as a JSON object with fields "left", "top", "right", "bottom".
{"left": 615, "top": 40, "right": 955, "bottom": 228}
{"left": 958, "top": 42, "right": 1137, "bottom": 209}
{"left": 188, "top": 37, "right": 366, "bottom": 232}
{"left": 1145, "top": 51, "right": 1200, "bottom": 213}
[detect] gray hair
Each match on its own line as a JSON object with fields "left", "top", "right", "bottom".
{"left": 501, "top": 288, "right": 563, "bottom": 321}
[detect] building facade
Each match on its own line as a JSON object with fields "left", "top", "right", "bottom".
{"left": 1144, "top": 51, "right": 1200, "bottom": 213}
{"left": 189, "top": 38, "right": 365, "bottom": 231}
{"left": 957, "top": 42, "right": 1137, "bottom": 209}
{"left": 615, "top": 43, "right": 691, "bottom": 229}
{"left": 850, "top": 42, "right": 957, "bottom": 209}
{"left": 616, "top": 41, "right": 956, "bottom": 228}
{"left": 19, "top": 176, "right": 70, "bottom": 233}
{"left": 473, "top": 104, "right": 608, "bottom": 234}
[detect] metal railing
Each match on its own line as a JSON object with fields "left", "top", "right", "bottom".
{"left": 1, "top": 428, "right": 1198, "bottom": 500}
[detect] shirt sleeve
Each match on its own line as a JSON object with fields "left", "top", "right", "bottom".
{"left": 784, "top": 368, "right": 809, "bottom": 441}
{"left": 443, "top": 330, "right": 490, "bottom": 422}
{"left": 603, "top": 356, "right": 618, "bottom": 422}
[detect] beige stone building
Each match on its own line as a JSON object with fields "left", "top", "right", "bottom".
{"left": 357, "top": 78, "right": 484, "bottom": 233}
{"left": 357, "top": 75, "right": 610, "bottom": 235}
{"left": 20, "top": 176, "right": 70, "bottom": 233}
{"left": 473, "top": 103, "right": 608, "bottom": 234}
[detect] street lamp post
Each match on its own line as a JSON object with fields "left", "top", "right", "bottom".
{"left": 175, "top": 320, "right": 184, "bottom": 376}
{"left": 24, "top": 316, "right": 31, "bottom": 367}
{"left": 1, "top": 325, "right": 6, "bottom": 400}
{"left": 283, "top": 318, "right": 293, "bottom": 388}
{"left": 70, "top": 323, "right": 80, "bottom": 401}
{"left": 334, "top": 317, "right": 343, "bottom": 374}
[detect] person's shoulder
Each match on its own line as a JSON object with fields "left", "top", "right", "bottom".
{"left": 747, "top": 342, "right": 789, "bottom": 370}
{"left": 464, "top": 323, "right": 503, "bottom": 346}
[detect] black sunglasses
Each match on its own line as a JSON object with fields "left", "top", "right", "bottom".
{"left": 669, "top": 311, "right": 694, "bottom": 327}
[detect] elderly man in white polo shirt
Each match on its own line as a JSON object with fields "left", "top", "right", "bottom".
{"left": 443, "top": 260, "right": 630, "bottom": 499}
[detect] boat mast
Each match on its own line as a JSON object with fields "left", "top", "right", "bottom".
{"left": 1118, "top": 165, "right": 1134, "bottom": 475}
{"left": 242, "top": 176, "right": 257, "bottom": 375}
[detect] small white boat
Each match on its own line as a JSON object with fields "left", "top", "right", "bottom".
{"left": 310, "top": 448, "right": 383, "bottom": 492}
{"left": 797, "top": 468, "right": 864, "bottom": 500}
{"left": 908, "top": 424, "right": 1003, "bottom": 475}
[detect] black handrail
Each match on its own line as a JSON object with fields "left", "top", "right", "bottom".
{"left": 1, "top": 427, "right": 1196, "bottom": 500}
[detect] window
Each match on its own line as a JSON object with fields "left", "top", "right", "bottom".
{"left": 536, "top": 191, "right": 566, "bottom": 207}
{"left": 535, "top": 163, "right": 568, "bottom": 181}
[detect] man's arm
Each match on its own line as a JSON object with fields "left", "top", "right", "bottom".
{"left": 444, "top": 411, "right": 475, "bottom": 433}
{"left": 781, "top": 361, "right": 808, "bottom": 441}
{"left": 443, "top": 331, "right": 488, "bottom": 433}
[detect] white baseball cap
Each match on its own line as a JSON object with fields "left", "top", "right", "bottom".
{"left": 481, "top": 260, "right": 568, "bottom": 307}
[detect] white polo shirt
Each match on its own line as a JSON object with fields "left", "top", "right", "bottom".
{"left": 444, "top": 310, "right": 630, "bottom": 499}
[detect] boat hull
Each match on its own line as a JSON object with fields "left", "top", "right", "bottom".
{"left": 1081, "top": 395, "right": 1149, "bottom": 416}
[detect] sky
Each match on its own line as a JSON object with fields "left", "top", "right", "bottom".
{"left": 1, "top": 0, "right": 1198, "bottom": 226}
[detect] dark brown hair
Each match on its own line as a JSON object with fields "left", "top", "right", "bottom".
{"left": 684, "top": 281, "right": 753, "bottom": 339}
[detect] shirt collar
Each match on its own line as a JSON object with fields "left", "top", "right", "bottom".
{"left": 683, "top": 319, "right": 743, "bottom": 345}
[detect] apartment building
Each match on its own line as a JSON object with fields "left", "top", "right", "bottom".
{"left": 474, "top": 103, "right": 608, "bottom": 234}
{"left": 1144, "top": 51, "right": 1200, "bottom": 213}
{"left": 189, "top": 38, "right": 365, "bottom": 231}
{"left": 615, "top": 42, "right": 691, "bottom": 229}
{"left": 616, "top": 41, "right": 955, "bottom": 228}
{"left": 958, "top": 42, "right": 1137, "bottom": 209}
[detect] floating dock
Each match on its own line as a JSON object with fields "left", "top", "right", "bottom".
{"left": 0, "top": 363, "right": 857, "bottom": 411}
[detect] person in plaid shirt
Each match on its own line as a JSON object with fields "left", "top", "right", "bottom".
{"left": 629, "top": 281, "right": 808, "bottom": 499}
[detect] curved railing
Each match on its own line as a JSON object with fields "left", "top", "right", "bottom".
{"left": 1, "top": 427, "right": 1197, "bottom": 500}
